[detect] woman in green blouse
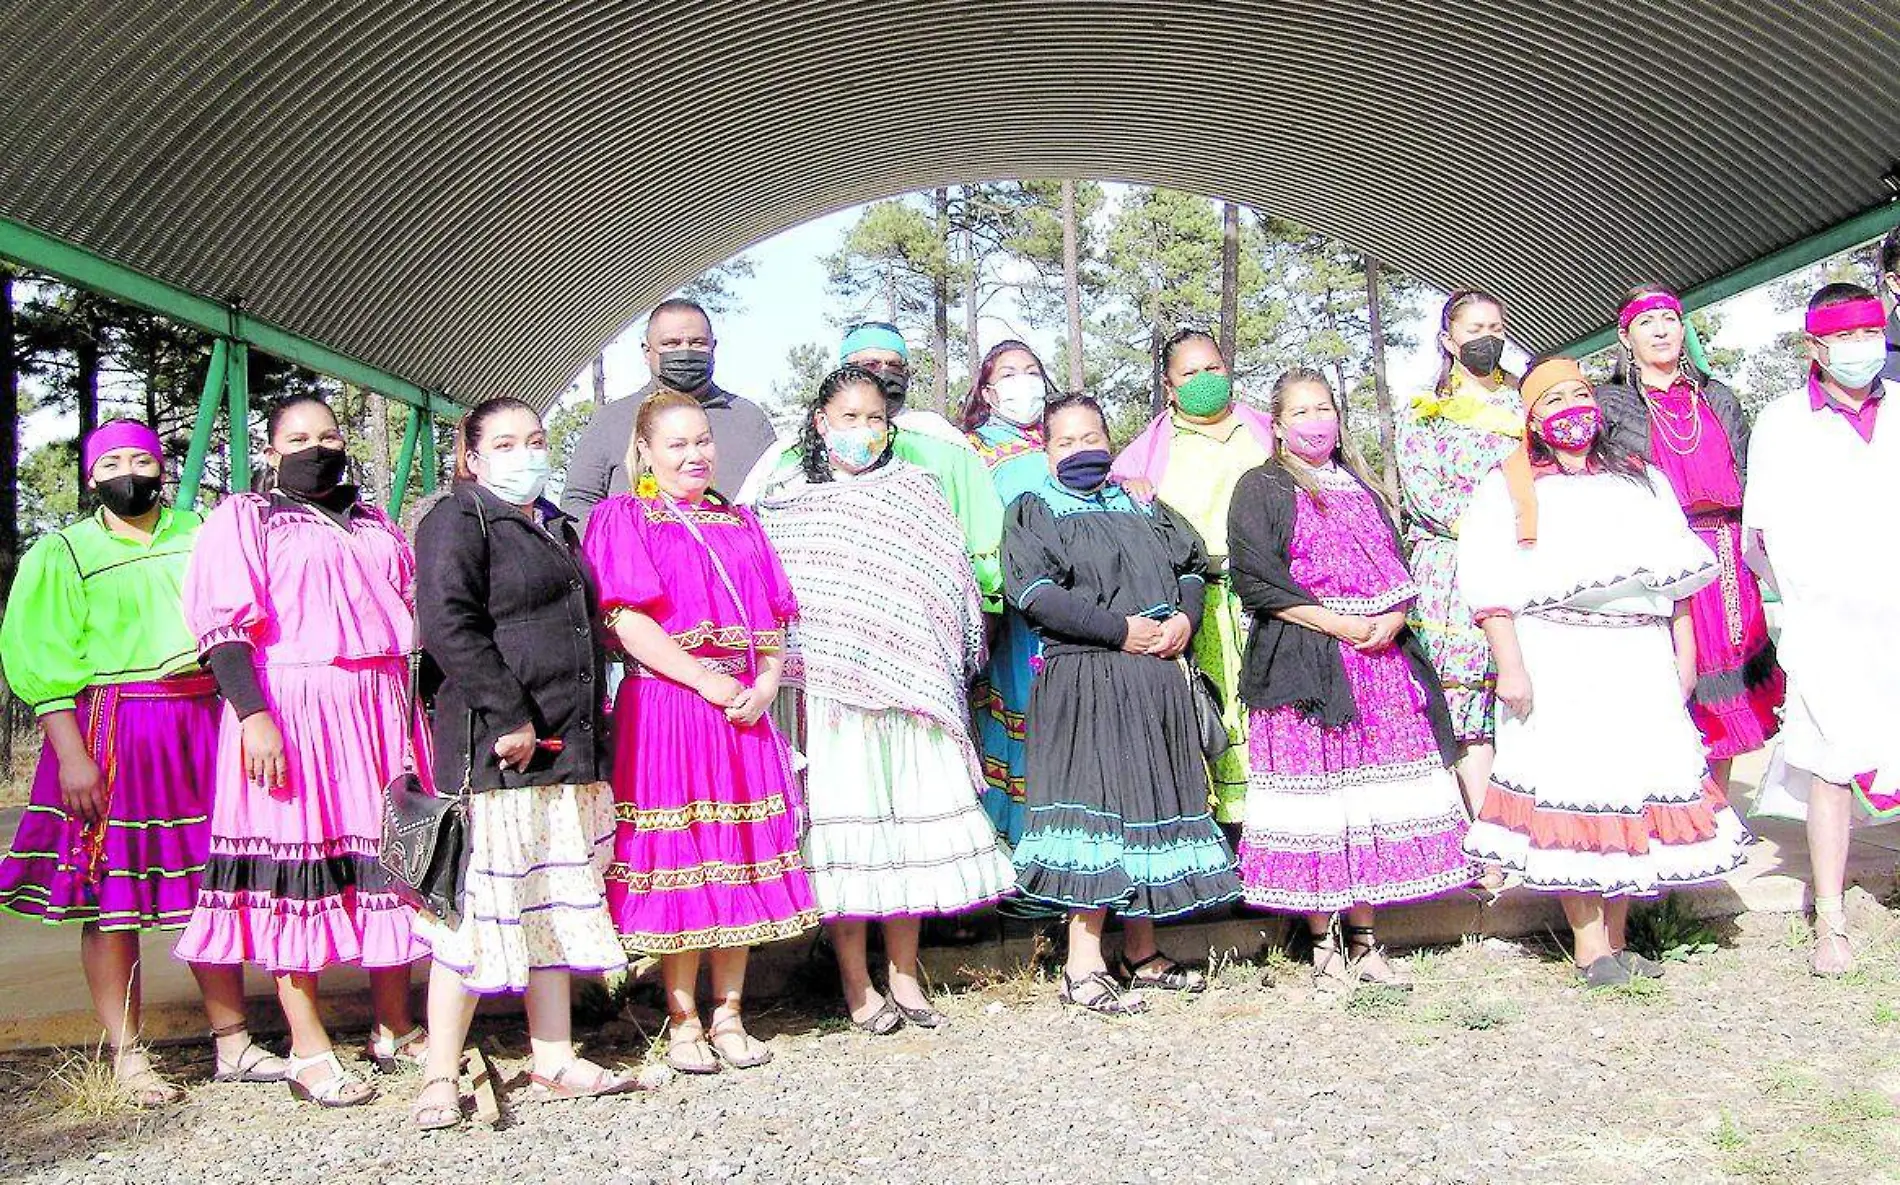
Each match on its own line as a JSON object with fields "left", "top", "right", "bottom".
{"left": 0, "top": 421, "right": 285, "bottom": 1104}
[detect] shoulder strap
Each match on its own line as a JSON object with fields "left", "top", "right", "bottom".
{"left": 661, "top": 497, "right": 758, "bottom": 676}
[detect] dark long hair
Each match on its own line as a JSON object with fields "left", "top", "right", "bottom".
{"left": 1159, "top": 327, "right": 1221, "bottom": 379}
{"left": 1433, "top": 288, "right": 1507, "bottom": 398}
{"left": 797, "top": 365, "right": 897, "bottom": 485}
{"left": 1522, "top": 354, "right": 1647, "bottom": 485}
{"left": 1607, "top": 283, "right": 1708, "bottom": 392}
{"left": 454, "top": 396, "right": 539, "bottom": 481}
{"left": 1040, "top": 392, "right": 1110, "bottom": 438}
{"left": 960, "top": 339, "right": 1060, "bottom": 432}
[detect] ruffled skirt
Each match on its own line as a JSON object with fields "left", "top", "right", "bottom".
{"left": 1462, "top": 613, "right": 1750, "bottom": 896}
{"left": 1239, "top": 640, "right": 1472, "bottom": 912}
{"left": 0, "top": 676, "right": 218, "bottom": 931}
{"left": 1012, "top": 650, "right": 1240, "bottom": 919}
{"left": 417, "top": 781, "right": 626, "bottom": 994}
{"left": 175, "top": 658, "right": 427, "bottom": 973}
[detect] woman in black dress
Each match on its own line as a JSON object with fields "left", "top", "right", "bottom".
{"left": 1001, "top": 395, "right": 1241, "bottom": 1015}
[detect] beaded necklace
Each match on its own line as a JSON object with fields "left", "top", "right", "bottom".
{"left": 1640, "top": 371, "right": 1704, "bottom": 456}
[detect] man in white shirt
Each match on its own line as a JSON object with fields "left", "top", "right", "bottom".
{"left": 1743, "top": 281, "right": 1900, "bottom": 978}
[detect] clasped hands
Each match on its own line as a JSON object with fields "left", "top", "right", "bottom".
{"left": 1121, "top": 612, "right": 1194, "bottom": 659}
{"left": 1323, "top": 609, "right": 1407, "bottom": 653}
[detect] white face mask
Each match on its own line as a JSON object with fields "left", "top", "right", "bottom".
{"left": 989, "top": 373, "right": 1047, "bottom": 427}
{"left": 1821, "top": 337, "right": 1888, "bottom": 389}
{"left": 476, "top": 446, "right": 551, "bottom": 505}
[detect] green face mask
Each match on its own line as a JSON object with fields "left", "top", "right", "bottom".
{"left": 1174, "top": 371, "right": 1234, "bottom": 417}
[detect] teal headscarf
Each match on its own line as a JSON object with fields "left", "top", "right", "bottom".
{"left": 839, "top": 323, "right": 909, "bottom": 363}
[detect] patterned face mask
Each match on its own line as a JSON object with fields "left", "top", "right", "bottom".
{"left": 1537, "top": 404, "right": 1601, "bottom": 453}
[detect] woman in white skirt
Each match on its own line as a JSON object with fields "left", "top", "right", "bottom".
{"left": 1457, "top": 357, "right": 1750, "bottom": 988}
{"left": 753, "top": 366, "right": 1016, "bottom": 1034}
{"left": 409, "top": 398, "right": 634, "bottom": 1128}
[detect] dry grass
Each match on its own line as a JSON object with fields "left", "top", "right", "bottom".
{"left": 0, "top": 743, "right": 35, "bottom": 810}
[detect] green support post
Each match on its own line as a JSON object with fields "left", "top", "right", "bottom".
{"left": 389, "top": 406, "right": 422, "bottom": 515}
{"left": 420, "top": 414, "right": 440, "bottom": 495}
{"left": 226, "top": 340, "right": 252, "bottom": 493}
{"left": 178, "top": 338, "right": 228, "bottom": 511}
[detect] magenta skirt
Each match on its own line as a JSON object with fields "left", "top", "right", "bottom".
{"left": 0, "top": 674, "right": 219, "bottom": 931}
{"left": 174, "top": 657, "right": 427, "bottom": 974}
{"left": 605, "top": 661, "right": 817, "bottom": 954}
{"left": 1686, "top": 514, "right": 1783, "bottom": 760}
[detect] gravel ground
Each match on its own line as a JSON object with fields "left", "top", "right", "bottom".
{"left": 1, "top": 910, "right": 1895, "bottom": 1185}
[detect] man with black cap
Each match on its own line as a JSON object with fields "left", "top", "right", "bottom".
{"left": 559, "top": 298, "right": 776, "bottom": 524}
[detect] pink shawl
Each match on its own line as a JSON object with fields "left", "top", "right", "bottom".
{"left": 1110, "top": 403, "right": 1276, "bottom": 486}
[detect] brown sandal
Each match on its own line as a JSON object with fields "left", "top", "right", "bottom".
{"left": 525, "top": 1060, "right": 640, "bottom": 1100}
{"left": 708, "top": 1004, "right": 774, "bottom": 1069}
{"left": 664, "top": 1009, "right": 721, "bottom": 1075}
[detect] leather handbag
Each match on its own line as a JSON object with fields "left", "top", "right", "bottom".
{"left": 1183, "top": 658, "right": 1231, "bottom": 763}
{"left": 379, "top": 489, "right": 487, "bottom": 928}
{"left": 378, "top": 657, "right": 475, "bottom": 929}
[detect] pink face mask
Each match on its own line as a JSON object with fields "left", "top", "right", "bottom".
{"left": 1283, "top": 419, "right": 1340, "bottom": 463}
{"left": 1538, "top": 405, "right": 1601, "bottom": 453}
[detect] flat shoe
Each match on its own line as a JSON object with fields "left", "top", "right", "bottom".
{"left": 1576, "top": 955, "right": 1632, "bottom": 989}
{"left": 850, "top": 999, "right": 905, "bottom": 1036}
{"left": 893, "top": 1002, "right": 947, "bottom": 1029}
{"left": 212, "top": 1038, "right": 289, "bottom": 1083}
{"left": 526, "top": 1062, "right": 641, "bottom": 1100}
{"left": 664, "top": 1037, "right": 722, "bottom": 1076}
{"left": 1613, "top": 949, "right": 1667, "bottom": 979}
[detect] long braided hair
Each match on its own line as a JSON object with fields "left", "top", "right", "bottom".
{"left": 796, "top": 364, "right": 898, "bottom": 485}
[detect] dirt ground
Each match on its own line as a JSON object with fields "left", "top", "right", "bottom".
{"left": 0, "top": 902, "right": 1894, "bottom": 1185}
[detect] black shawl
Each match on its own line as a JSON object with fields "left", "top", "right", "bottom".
{"left": 1226, "top": 461, "right": 1458, "bottom": 767}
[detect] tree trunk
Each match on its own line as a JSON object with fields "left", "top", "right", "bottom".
{"left": 1219, "top": 202, "right": 1240, "bottom": 364}
{"left": 1364, "top": 255, "right": 1400, "bottom": 503}
{"left": 74, "top": 298, "right": 101, "bottom": 496}
{"left": 591, "top": 352, "right": 608, "bottom": 405}
{"left": 962, "top": 186, "right": 979, "bottom": 384}
{"left": 366, "top": 387, "right": 391, "bottom": 504}
{"left": 884, "top": 271, "right": 898, "bottom": 325}
{"left": 1149, "top": 315, "right": 1167, "bottom": 419}
{"left": 0, "top": 267, "right": 19, "bottom": 605}
{"left": 1062, "top": 180, "right": 1084, "bottom": 394}
{"left": 931, "top": 187, "right": 950, "bottom": 413}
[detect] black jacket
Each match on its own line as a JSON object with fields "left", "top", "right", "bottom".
{"left": 1596, "top": 376, "right": 1751, "bottom": 483}
{"left": 414, "top": 483, "right": 608, "bottom": 793}
{"left": 1226, "top": 461, "right": 1458, "bottom": 767}
{"left": 1885, "top": 309, "right": 1900, "bottom": 384}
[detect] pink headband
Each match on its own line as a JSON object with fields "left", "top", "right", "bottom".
{"left": 82, "top": 421, "right": 163, "bottom": 476}
{"left": 1806, "top": 298, "right": 1886, "bottom": 337}
{"left": 1618, "top": 291, "right": 1682, "bottom": 331}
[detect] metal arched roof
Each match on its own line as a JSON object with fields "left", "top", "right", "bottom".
{"left": 2, "top": 1, "right": 1897, "bottom": 409}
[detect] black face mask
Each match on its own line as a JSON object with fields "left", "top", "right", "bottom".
{"left": 657, "top": 349, "right": 714, "bottom": 393}
{"left": 1457, "top": 335, "right": 1507, "bottom": 376}
{"left": 1055, "top": 448, "right": 1113, "bottom": 493}
{"left": 874, "top": 370, "right": 911, "bottom": 412}
{"left": 274, "top": 444, "right": 351, "bottom": 500}
{"left": 94, "top": 473, "right": 162, "bottom": 518}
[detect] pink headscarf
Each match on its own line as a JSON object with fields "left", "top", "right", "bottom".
{"left": 82, "top": 420, "right": 163, "bottom": 476}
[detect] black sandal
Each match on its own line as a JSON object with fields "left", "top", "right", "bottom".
{"left": 1059, "top": 971, "right": 1149, "bottom": 1016}
{"left": 1113, "top": 950, "right": 1207, "bottom": 993}
{"left": 1344, "top": 925, "right": 1413, "bottom": 991}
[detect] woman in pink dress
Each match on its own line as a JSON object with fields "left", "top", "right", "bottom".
{"left": 1597, "top": 285, "right": 1783, "bottom": 788}
{"left": 179, "top": 394, "right": 428, "bottom": 1108}
{"left": 582, "top": 391, "right": 817, "bottom": 1075}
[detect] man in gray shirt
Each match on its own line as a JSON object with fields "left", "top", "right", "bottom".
{"left": 559, "top": 298, "right": 777, "bottom": 523}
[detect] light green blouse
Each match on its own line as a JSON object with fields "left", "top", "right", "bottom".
{"left": 0, "top": 508, "right": 204, "bottom": 715}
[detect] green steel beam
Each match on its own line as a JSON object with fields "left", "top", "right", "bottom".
{"left": 419, "top": 416, "right": 440, "bottom": 495}
{"left": 389, "top": 405, "right": 422, "bottom": 514}
{"left": 0, "top": 217, "right": 462, "bottom": 417}
{"left": 226, "top": 340, "right": 252, "bottom": 493}
{"left": 1562, "top": 197, "right": 1900, "bottom": 358}
{"left": 178, "top": 338, "right": 228, "bottom": 511}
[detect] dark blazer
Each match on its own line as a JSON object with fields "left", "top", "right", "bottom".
{"left": 414, "top": 482, "right": 608, "bottom": 793}
{"left": 1596, "top": 376, "right": 1751, "bottom": 483}
{"left": 1226, "top": 461, "right": 1458, "bottom": 767}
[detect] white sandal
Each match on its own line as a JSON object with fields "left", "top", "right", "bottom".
{"left": 365, "top": 1025, "right": 427, "bottom": 1074}
{"left": 286, "top": 1049, "right": 376, "bottom": 1108}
